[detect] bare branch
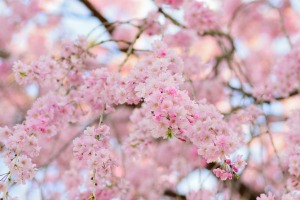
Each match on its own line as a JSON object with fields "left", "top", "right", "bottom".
{"left": 79, "top": 0, "right": 115, "bottom": 34}
{"left": 0, "top": 49, "right": 10, "bottom": 59}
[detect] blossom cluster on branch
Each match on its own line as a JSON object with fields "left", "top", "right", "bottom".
{"left": 0, "top": 0, "right": 300, "bottom": 199}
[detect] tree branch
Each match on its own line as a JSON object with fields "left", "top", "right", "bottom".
{"left": 0, "top": 49, "right": 10, "bottom": 59}
{"left": 164, "top": 190, "right": 186, "bottom": 199}
{"left": 228, "top": 85, "right": 299, "bottom": 104}
{"left": 79, "top": 0, "right": 115, "bottom": 34}
{"left": 163, "top": 162, "right": 261, "bottom": 200}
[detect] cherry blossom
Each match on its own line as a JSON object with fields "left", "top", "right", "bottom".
{"left": 1, "top": 0, "right": 300, "bottom": 199}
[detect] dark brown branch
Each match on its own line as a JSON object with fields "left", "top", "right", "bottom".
{"left": 158, "top": 7, "right": 186, "bottom": 28}
{"left": 164, "top": 162, "right": 261, "bottom": 200}
{"left": 236, "top": 182, "right": 261, "bottom": 200}
{"left": 163, "top": 179, "right": 260, "bottom": 200}
{"left": 228, "top": 85, "right": 299, "bottom": 104}
{"left": 202, "top": 30, "right": 236, "bottom": 76}
{"left": 79, "top": 0, "right": 147, "bottom": 56}
{"left": 164, "top": 190, "right": 186, "bottom": 199}
{"left": 79, "top": 0, "right": 115, "bottom": 34}
{"left": 0, "top": 49, "right": 10, "bottom": 59}
{"left": 163, "top": 182, "right": 260, "bottom": 200}
{"left": 202, "top": 30, "right": 235, "bottom": 57}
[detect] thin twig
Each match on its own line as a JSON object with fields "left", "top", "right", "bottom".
{"left": 118, "top": 23, "right": 146, "bottom": 72}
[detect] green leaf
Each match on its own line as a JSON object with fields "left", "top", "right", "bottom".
{"left": 166, "top": 128, "right": 173, "bottom": 139}
{"left": 234, "top": 174, "right": 240, "bottom": 179}
{"left": 19, "top": 72, "right": 27, "bottom": 77}
{"left": 88, "top": 195, "right": 94, "bottom": 200}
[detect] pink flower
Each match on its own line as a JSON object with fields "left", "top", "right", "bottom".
{"left": 233, "top": 155, "right": 247, "bottom": 172}
{"left": 8, "top": 155, "right": 36, "bottom": 184}
{"left": 257, "top": 192, "right": 275, "bottom": 200}
{"left": 73, "top": 125, "right": 116, "bottom": 178}
{"left": 184, "top": 1, "right": 218, "bottom": 33}
{"left": 213, "top": 168, "right": 233, "bottom": 181}
{"left": 155, "top": 0, "right": 184, "bottom": 9}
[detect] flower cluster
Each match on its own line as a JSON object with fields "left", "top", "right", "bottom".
{"left": 282, "top": 191, "right": 300, "bottom": 200}
{"left": 0, "top": 92, "right": 84, "bottom": 184}
{"left": 144, "top": 11, "right": 162, "bottom": 36}
{"left": 286, "top": 111, "right": 300, "bottom": 191}
{"left": 74, "top": 68, "right": 126, "bottom": 113}
{"left": 213, "top": 168, "right": 233, "bottom": 180}
{"left": 190, "top": 101, "right": 241, "bottom": 162}
{"left": 229, "top": 105, "right": 262, "bottom": 135}
{"left": 133, "top": 87, "right": 242, "bottom": 163}
{"left": 257, "top": 192, "right": 275, "bottom": 200}
{"left": 3, "top": 0, "right": 300, "bottom": 198}
{"left": 253, "top": 46, "right": 300, "bottom": 101}
{"left": 125, "top": 160, "right": 173, "bottom": 199}
{"left": 155, "top": 0, "right": 184, "bottom": 9}
{"left": 22, "top": 93, "right": 81, "bottom": 138}
{"left": 13, "top": 37, "right": 91, "bottom": 89}
{"left": 62, "top": 166, "right": 128, "bottom": 200}
{"left": 184, "top": 1, "right": 218, "bottom": 33}
{"left": 1, "top": 126, "right": 37, "bottom": 184}
{"left": 73, "top": 125, "right": 116, "bottom": 178}
{"left": 144, "top": 88, "right": 191, "bottom": 140}
{"left": 164, "top": 30, "right": 196, "bottom": 48}
{"left": 213, "top": 155, "right": 247, "bottom": 180}
{"left": 123, "top": 130, "right": 153, "bottom": 158}
{"left": 124, "top": 40, "right": 184, "bottom": 103}
{"left": 13, "top": 57, "right": 58, "bottom": 86}
{"left": 8, "top": 155, "right": 36, "bottom": 184}
{"left": 123, "top": 41, "right": 242, "bottom": 163}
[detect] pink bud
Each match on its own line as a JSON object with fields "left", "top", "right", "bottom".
{"left": 192, "top": 114, "right": 199, "bottom": 119}
{"left": 158, "top": 50, "right": 167, "bottom": 58}
{"left": 154, "top": 113, "right": 162, "bottom": 121}
{"left": 39, "top": 127, "right": 46, "bottom": 133}
{"left": 168, "top": 88, "right": 177, "bottom": 95}
{"left": 188, "top": 118, "right": 194, "bottom": 124}
{"left": 170, "top": 113, "right": 177, "bottom": 118}
{"left": 177, "top": 137, "right": 186, "bottom": 142}
{"left": 232, "top": 165, "right": 238, "bottom": 173}
{"left": 227, "top": 173, "right": 233, "bottom": 180}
